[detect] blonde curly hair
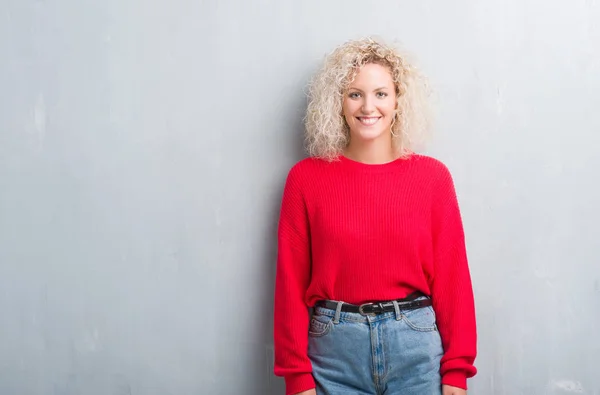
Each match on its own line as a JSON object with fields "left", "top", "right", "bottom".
{"left": 305, "top": 37, "right": 432, "bottom": 161}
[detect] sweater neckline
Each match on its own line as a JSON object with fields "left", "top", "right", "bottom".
{"left": 338, "top": 154, "right": 414, "bottom": 172}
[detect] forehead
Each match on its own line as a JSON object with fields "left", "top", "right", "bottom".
{"left": 348, "top": 63, "right": 394, "bottom": 88}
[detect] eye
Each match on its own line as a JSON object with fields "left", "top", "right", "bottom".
{"left": 376, "top": 91, "right": 388, "bottom": 98}
{"left": 348, "top": 92, "right": 361, "bottom": 99}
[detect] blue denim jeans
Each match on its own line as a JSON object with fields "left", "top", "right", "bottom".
{"left": 307, "top": 297, "right": 444, "bottom": 395}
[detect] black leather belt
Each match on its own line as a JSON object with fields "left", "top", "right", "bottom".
{"left": 315, "top": 292, "right": 432, "bottom": 316}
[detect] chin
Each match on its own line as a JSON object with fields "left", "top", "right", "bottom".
{"left": 355, "top": 129, "right": 387, "bottom": 141}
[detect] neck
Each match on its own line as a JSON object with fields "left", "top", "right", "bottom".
{"left": 344, "top": 137, "right": 396, "bottom": 164}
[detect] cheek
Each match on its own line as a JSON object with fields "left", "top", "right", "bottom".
{"left": 341, "top": 101, "right": 349, "bottom": 118}
{"left": 384, "top": 98, "right": 397, "bottom": 114}
{"left": 342, "top": 100, "right": 357, "bottom": 115}
{"left": 342, "top": 103, "right": 359, "bottom": 123}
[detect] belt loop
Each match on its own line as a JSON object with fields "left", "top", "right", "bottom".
{"left": 392, "top": 300, "right": 401, "bottom": 321}
{"left": 333, "top": 301, "right": 343, "bottom": 324}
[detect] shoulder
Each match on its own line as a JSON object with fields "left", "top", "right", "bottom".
{"left": 288, "top": 156, "right": 324, "bottom": 171}
{"left": 410, "top": 155, "right": 460, "bottom": 203}
{"left": 280, "top": 157, "right": 324, "bottom": 197}
{"left": 285, "top": 156, "right": 332, "bottom": 182}
{"left": 409, "top": 154, "right": 453, "bottom": 179}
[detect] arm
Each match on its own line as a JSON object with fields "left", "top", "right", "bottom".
{"left": 273, "top": 166, "right": 315, "bottom": 395}
{"left": 430, "top": 165, "right": 477, "bottom": 390}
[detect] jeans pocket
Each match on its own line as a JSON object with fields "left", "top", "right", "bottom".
{"left": 402, "top": 306, "right": 438, "bottom": 332}
{"left": 308, "top": 314, "right": 333, "bottom": 337}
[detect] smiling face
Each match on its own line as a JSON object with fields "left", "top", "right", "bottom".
{"left": 342, "top": 62, "right": 398, "bottom": 145}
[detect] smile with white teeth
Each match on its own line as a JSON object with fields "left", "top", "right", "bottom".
{"left": 357, "top": 116, "right": 381, "bottom": 126}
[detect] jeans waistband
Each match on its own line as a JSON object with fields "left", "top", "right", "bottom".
{"left": 313, "top": 295, "right": 432, "bottom": 324}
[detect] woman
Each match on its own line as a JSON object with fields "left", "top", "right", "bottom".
{"left": 273, "top": 37, "right": 477, "bottom": 395}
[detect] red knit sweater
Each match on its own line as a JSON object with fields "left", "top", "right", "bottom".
{"left": 273, "top": 154, "right": 477, "bottom": 395}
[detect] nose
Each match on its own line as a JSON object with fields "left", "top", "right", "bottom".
{"left": 361, "top": 97, "right": 375, "bottom": 114}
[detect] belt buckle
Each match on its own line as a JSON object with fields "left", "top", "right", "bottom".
{"left": 358, "top": 302, "right": 377, "bottom": 316}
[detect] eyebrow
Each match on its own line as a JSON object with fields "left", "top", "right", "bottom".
{"left": 347, "top": 87, "right": 390, "bottom": 92}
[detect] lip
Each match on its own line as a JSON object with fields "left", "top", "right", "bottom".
{"left": 356, "top": 116, "right": 382, "bottom": 126}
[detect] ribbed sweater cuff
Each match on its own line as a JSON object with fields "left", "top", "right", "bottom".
{"left": 285, "top": 373, "right": 315, "bottom": 395}
{"left": 442, "top": 370, "right": 468, "bottom": 390}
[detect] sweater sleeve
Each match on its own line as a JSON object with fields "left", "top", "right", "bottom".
{"left": 273, "top": 166, "right": 315, "bottom": 395}
{"left": 430, "top": 165, "right": 477, "bottom": 390}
